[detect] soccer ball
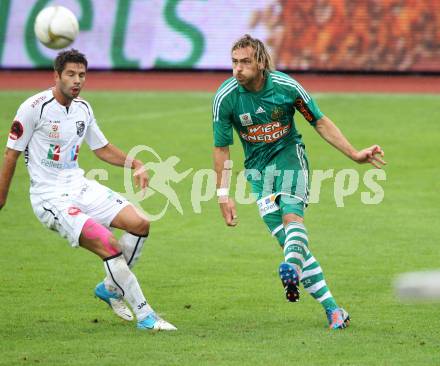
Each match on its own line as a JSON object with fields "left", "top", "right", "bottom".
{"left": 395, "top": 271, "right": 440, "bottom": 301}
{"left": 34, "top": 6, "right": 79, "bottom": 50}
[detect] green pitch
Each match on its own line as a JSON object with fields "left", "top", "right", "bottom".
{"left": 0, "top": 90, "right": 439, "bottom": 365}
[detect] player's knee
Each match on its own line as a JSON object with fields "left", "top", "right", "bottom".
{"left": 282, "top": 213, "right": 304, "bottom": 226}
{"left": 131, "top": 218, "right": 150, "bottom": 237}
{"left": 107, "top": 235, "right": 121, "bottom": 252}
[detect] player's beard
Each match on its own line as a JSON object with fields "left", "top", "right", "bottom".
{"left": 234, "top": 69, "right": 251, "bottom": 84}
{"left": 61, "top": 84, "right": 80, "bottom": 101}
{"left": 235, "top": 71, "right": 264, "bottom": 91}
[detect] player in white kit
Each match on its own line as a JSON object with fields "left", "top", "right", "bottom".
{"left": 0, "top": 49, "right": 176, "bottom": 331}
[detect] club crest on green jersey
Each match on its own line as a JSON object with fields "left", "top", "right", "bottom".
{"left": 239, "top": 113, "right": 253, "bottom": 126}
{"left": 271, "top": 106, "right": 284, "bottom": 120}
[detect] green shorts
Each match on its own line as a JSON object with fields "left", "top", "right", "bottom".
{"left": 246, "top": 144, "right": 310, "bottom": 244}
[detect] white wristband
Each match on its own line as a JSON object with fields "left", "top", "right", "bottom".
{"left": 216, "top": 188, "right": 229, "bottom": 197}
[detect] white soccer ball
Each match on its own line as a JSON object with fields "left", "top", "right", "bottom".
{"left": 34, "top": 6, "right": 79, "bottom": 50}
{"left": 394, "top": 271, "right": 440, "bottom": 301}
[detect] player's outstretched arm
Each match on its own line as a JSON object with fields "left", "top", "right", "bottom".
{"left": 213, "top": 146, "right": 237, "bottom": 227}
{"left": 314, "top": 116, "right": 386, "bottom": 168}
{"left": 0, "top": 148, "right": 21, "bottom": 209}
{"left": 93, "top": 143, "right": 148, "bottom": 190}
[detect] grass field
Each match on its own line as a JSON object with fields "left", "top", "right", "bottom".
{"left": 1, "top": 90, "right": 439, "bottom": 365}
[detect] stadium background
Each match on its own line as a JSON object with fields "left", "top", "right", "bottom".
{"left": 1, "top": 1, "right": 440, "bottom": 365}
{"left": 1, "top": 0, "right": 440, "bottom": 92}
{"left": 1, "top": 0, "right": 440, "bottom": 72}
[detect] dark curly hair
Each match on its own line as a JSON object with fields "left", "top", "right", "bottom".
{"left": 54, "top": 49, "right": 88, "bottom": 74}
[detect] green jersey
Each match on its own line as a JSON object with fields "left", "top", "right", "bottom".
{"left": 212, "top": 71, "right": 323, "bottom": 171}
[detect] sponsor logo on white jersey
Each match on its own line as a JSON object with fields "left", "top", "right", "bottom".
{"left": 49, "top": 123, "right": 60, "bottom": 139}
{"left": 76, "top": 121, "right": 85, "bottom": 137}
{"left": 30, "top": 95, "right": 47, "bottom": 109}
{"left": 9, "top": 121, "right": 23, "bottom": 140}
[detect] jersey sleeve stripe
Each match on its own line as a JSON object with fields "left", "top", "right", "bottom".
{"left": 272, "top": 78, "right": 310, "bottom": 102}
{"left": 272, "top": 76, "right": 310, "bottom": 102}
{"left": 73, "top": 99, "right": 91, "bottom": 116}
{"left": 213, "top": 81, "right": 238, "bottom": 121}
{"left": 213, "top": 79, "right": 237, "bottom": 117}
{"left": 39, "top": 97, "right": 55, "bottom": 119}
{"left": 213, "top": 79, "right": 237, "bottom": 111}
{"left": 272, "top": 76, "right": 311, "bottom": 102}
{"left": 214, "top": 84, "right": 238, "bottom": 122}
{"left": 271, "top": 73, "right": 311, "bottom": 99}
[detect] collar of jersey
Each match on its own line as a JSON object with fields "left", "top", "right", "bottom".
{"left": 237, "top": 72, "right": 274, "bottom": 94}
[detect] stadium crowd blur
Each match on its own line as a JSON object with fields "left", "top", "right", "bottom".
{"left": 251, "top": 0, "right": 440, "bottom": 72}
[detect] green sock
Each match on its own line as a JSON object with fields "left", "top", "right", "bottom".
{"left": 284, "top": 222, "right": 338, "bottom": 311}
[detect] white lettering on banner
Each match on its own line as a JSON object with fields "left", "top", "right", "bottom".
{"left": 69, "top": 145, "right": 386, "bottom": 222}
{"left": 1, "top": 0, "right": 268, "bottom": 69}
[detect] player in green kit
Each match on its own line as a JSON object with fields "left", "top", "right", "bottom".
{"left": 212, "top": 35, "right": 386, "bottom": 329}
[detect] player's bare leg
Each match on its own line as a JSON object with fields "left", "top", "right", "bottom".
{"left": 79, "top": 220, "right": 130, "bottom": 321}
{"left": 93, "top": 205, "right": 149, "bottom": 321}
{"left": 80, "top": 218, "right": 176, "bottom": 330}
{"left": 110, "top": 206, "right": 177, "bottom": 330}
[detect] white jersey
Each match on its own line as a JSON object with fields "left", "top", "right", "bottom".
{"left": 7, "top": 89, "right": 108, "bottom": 195}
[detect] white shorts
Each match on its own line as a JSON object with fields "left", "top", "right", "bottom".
{"left": 30, "top": 179, "right": 130, "bottom": 247}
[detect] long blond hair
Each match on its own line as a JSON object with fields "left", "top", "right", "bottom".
{"left": 231, "top": 34, "right": 274, "bottom": 72}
